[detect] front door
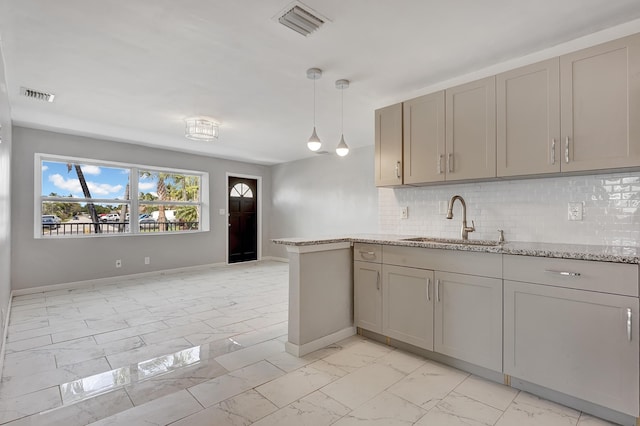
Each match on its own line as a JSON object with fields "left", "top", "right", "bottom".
{"left": 228, "top": 177, "right": 258, "bottom": 263}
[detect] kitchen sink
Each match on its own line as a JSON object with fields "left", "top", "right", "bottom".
{"left": 400, "top": 237, "right": 502, "bottom": 247}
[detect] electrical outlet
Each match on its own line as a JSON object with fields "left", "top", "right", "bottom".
{"left": 115, "top": 259, "right": 122, "bottom": 268}
{"left": 219, "top": 209, "right": 226, "bottom": 215}
{"left": 144, "top": 257, "right": 150, "bottom": 265}
{"left": 568, "top": 202, "right": 583, "bottom": 221}
{"left": 400, "top": 206, "right": 408, "bottom": 219}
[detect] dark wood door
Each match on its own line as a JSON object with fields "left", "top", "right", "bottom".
{"left": 228, "top": 177, "right": 257, "bottom": 263}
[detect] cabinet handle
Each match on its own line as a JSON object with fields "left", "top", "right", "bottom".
{"left": 550, "top": 139, "right": 556, "bottom": 165}
{"left": 565, "top": 136, "right": 570, "bottom": 163}
{"left": 436, "top": 279, "right": 441, "bottom": 302}
{"left": 437, "top": 154, "right": 443, "bottom": 174}
{"left": 544, "top": 270, "right": 581, "bottom": 277}
{"left": 359, "top": 250, "right": 376, "bottom": 257}
{"left": 447, "top": 153, "right": 453, "bottom": 172}
{"left": 426, "top": 278, "right": 431, "bottom": 301}
{"left": 376, "top": 271, "right": 380, "bottom": 291}
{"left": 395, "top": 161, "right": 401, "bottom": 179}
{"left": 627, "top": 308, "right": 632, "bottom": 341}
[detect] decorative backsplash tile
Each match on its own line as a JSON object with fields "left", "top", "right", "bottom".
{"left": 378, "top": 172, "right": 640, "bottom": 247}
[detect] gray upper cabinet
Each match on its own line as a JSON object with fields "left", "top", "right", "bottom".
{"left": 434, "top": 271, "right": 502, "bottom": 372}
{"left": 497, "top": 58, "right": 561, "bottom": 177}
{"left": 445, "top": 76, "right": 497, "bottom": 181}
{"left": 560, "top": 33, "right": 640, "bottom": 172}
{"left": 403, "top": 91, "right": 446, "bottom": 184}
{"left": 375, "top": 103, "right": 403, "bottom": 187}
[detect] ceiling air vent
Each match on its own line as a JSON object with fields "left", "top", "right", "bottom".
{"left": 21, "top": 87, "right": 56, "bottom": 103}
{"left": 278, "top": 4, "right": 325, "bottom": 36}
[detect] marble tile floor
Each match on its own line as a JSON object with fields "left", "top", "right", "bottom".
{"left": 0, "top": 260, "right": 620, "bottom": 425}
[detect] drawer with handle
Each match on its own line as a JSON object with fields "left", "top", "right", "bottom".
{"left": 354, "top": 243, "right": 382, "bottom": 263}
{"left": 503, "top": 254, "right": 638, "bottom": 297}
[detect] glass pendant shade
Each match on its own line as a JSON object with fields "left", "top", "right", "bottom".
{"left": 307, "top": 126, "right": 322, "bottom": 151}
{"left": 336, "top": 134, "right": 349, "bottom": 157}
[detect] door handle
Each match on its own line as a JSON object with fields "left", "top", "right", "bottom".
{"left": 565, "top": 136, "right": 570, "bottom": 163}
{"left": 437, "top": 154, "right": 443, "bottom": 174}
{"left": 544, "top": 270, "right": 581, "bottom": 277}
{"left": 627, "top": 308, "right": 632, "bottom": 341}
{"left": 376, "top": 271, "right": 380, "bottom": 291}
{"left": 426, "top": 278, "right": 431, "bottom": 301}
{"left": 436, "top": 279, "right": 441, "bottom": 302}
{"left": 447, "top": 153, "right": 453, "bottom": 173}
{"left": 550, "top": 139, "right": 556, "bottom": 165}
{"left": 395, "top": 161, "right": 401, "bottom": 179}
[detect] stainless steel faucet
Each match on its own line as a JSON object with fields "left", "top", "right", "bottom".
{"left": 446, "top": 195, "right": 475, "bottom": 240}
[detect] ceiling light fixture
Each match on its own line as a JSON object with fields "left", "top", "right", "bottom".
{"left": 185, "top": 117, "right": 219, "bottom": 141}
{"left": 307, "top": 68, "right": 322, "bottom": 152}
{"left": 335, "top": 79, "right": 350, "bottom": 157}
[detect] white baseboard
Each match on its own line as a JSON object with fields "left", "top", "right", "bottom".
{"left": 285, "top": 326, "right": 356, "bottom": 357}
{"left": 0, "top": 296, "right": 12, "bottom": 379}
{"left": 11, "top": 262, "right": 230, "bottom": 297}
{"left": 262, "top": 256, "right": 289, "bottom": 263}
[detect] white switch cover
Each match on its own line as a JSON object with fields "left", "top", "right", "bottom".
{"left": 400, "top": 207, "right": 408, "bottom": 219}
{"left": 568, "top": 202, "right": 583, "bottom": 221}
{"left": 219, "top": 209, "right": 226, "bottom": 215}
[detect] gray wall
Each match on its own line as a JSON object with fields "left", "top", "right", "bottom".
{"left": 270, "top": 146, "right": 378, "bottom": 258}
{"left": 11, "top": 127, "right": 273, "bottom": 289}
{"left": 0, "top": 46, "right": 12, "bottom": 337}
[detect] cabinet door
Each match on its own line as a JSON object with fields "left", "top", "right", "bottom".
{"left": 445, "top": 76, "right": 496, "bottom": 181}
{"left": 497, "top": 58, "right": 560, "bottom": 177}
{"left": 403, "top": 91, "right": 445, "bottom": 184}
{"left": 434, "top": 271, "right": 502, "bottom": 371}
{"left": 354, "top": 261, "right": 382, "bottom": 333}
{"left": 375, "top": 103, "right": 403, "bottom": 187}
{"left": 382, "top": 265, "right": 434, "bottom": 350}
{"left": 504, "top": 280, "right": 639, "bottom": 416}
{"left": 560, "top": 33, "right": 640, "bottom": 172}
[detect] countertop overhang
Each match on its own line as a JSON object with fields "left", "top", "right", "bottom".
{"left": 272, "top": 234, "right": 640, "bottom": 264}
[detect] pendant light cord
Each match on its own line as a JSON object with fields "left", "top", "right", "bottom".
{"left": 341, "top": 87, "right": 344, "bottom": 134}
{"left": 313, "top": 78, "right": 316, "bottom": 127}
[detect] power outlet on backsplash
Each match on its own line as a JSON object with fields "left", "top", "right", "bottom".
{"left": 568, "top": 202, "right": 583, "bottom": 221}
{"left": 400, "top": 206, "right": 408, "bottom": 219}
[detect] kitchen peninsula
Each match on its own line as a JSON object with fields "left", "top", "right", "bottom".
{"left": 273, "top": 235, "right": 640, "bottom": 425}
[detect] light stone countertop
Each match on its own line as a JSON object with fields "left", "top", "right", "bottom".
{"left": 272, "top": 234, "right": 640, "bottom": 264}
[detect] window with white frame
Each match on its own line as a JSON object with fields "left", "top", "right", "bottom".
{"left": 36, "top": 154, "right": 208, "bottom": 238}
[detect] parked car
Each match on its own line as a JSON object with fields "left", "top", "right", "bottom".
{"left": 42, "top": 215, "right": 61, "bottom": 229}
{"left": 139, "top": 216, "right": 157, "bottom": 230}
{"left": 100, "top": 213, "right": 120, "bottom": 222}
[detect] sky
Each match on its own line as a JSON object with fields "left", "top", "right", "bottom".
{"left": 41, "top": 161, "right": 157, "bottom": 199}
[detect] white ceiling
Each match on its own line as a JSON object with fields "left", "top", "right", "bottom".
{"left": 2, "top": 0, "right": 640, "bottom": 165}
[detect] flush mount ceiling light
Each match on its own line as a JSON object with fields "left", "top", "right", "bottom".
{"left": 335, "top": 79, "right": 350, "bottom": 157}
{"left": 20, "top": 86, "right": 55, "bottom": 102}
{"left": 307, "top": 67, "right": 322, "bottom": 152}
{"left": 184, "top": 117, "right": 219, "bottom": 141}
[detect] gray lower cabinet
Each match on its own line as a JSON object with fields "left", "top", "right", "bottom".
{"left": 504, "top": 280, "right": 639, "bottom": 416}
{"left": 434, "top": 271, "right": 502, "bottom": 371}
{"left": 382, "top": 264, "right": 434, "bottom": 350}
{"left": 354, "top": 260, "right": 382, "bottom": 334}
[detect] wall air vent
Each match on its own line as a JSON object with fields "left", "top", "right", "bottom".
{"left": 20, "top": 87, "right": 56, "bottom": 103}
{"left": 277, "top": 4, "right": 325, "bottom": 36}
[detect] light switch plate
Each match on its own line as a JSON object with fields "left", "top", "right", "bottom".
{"left": 568, "top": 202, "right": 583, "bottom": 221}
{"left": 400, "top": 206, "right": 408, "bottom": 219}
{"left": 219, "top": 209, "right": 226, "bottom": 215}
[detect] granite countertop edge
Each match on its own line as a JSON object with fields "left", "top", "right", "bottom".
{"left": 272, "top": 235, "right": 640, "bottom": 264}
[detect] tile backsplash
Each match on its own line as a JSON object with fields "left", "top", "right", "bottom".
{"left": 379, "top": 172, "right": 640, "bottom": 247}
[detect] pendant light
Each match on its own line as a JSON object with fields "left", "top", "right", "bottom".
{"left": 306, "top": 68, "right": 322, "bottom": 152}
{"left": 335, "top": 79, "right": 350, "bottom": 157}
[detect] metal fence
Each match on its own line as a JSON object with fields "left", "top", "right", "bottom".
{"left": 42, "top": 221, "right": 200, "bottom": 236}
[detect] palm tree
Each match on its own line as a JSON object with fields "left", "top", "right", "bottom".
{"left": 140, "top": 171, "right": 169, "bottom": 231}
{"left": 68, "top": 164, "right": 101, "bottom": 233}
